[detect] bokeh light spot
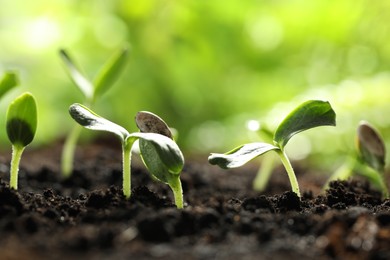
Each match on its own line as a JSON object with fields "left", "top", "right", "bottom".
{"left": 246, "top": 15, "right": 284, "bottom": 51}
{"left": 25, "top": 16, "right": 61, "bottom": 50}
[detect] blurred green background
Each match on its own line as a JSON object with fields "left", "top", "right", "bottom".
{"left": 1, "top": 0, "right": 390, "bottom": 169}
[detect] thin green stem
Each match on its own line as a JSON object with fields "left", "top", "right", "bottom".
{"left": 62, "top": 97, "right": 93, "bottom": 178}
{"left": 376, "top": 169, "right": 389, "bottom": 199}
{"left": 276, "top": 149, "right": 301, "bottom": 197}
{"left": 122, "top": 140, "right": 133, "bottom": 199}
{"left": 351, "top": 162, "right": 389, "bottom": 199}
{"left": 253, "top": 154, "right": 276, "bottom": 191}
{"left": 61, "top": 124, "right": 82, "bottom": 178}
{"left": 10, "top": 145, "right": 25, "bottom": 190}
{"left": 168, "top": 176, "right": 184, "bottom": 209}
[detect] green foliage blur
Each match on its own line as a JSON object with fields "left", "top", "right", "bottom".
{"left": 1, "top": 0, "right": 390, "bottom": 169}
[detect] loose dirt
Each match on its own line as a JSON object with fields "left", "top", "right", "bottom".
{"left": 0, "top": 141, "right": 389, "bottom": 259}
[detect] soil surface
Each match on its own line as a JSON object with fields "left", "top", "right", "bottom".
{"left": 0, "top": 140, "right": 389, "bottom": 260}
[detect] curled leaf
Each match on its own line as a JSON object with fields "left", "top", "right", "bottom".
{"left": 135, "top": 111, "right": 173, "bottom": 139}
{"left": 208, "top": 143, "right": 278, "bottom": 169}
{"left": 6, "top": 92, "right": 37, "bottom": 147}
{"left": 274, "top": 100, "right": 336, "bottom": 149}
{"left": 69, "top": 103, "right": 129, "bottom": 141}
{"left": 356, "top": 121, "right": 386, "bottom": 171}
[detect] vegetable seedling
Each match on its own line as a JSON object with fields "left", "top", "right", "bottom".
{"left": 325, "top": 121, "right": 389, "bottom": 198}
{"left": 208, "top": 100, "right": 336, "bottom": 198}
{"left": 60, "top": 47, "right": 128, "bottom": 178}
{"left": 6, "top": 92, "right": 37, "bottom": 190}
{"left": 69, "top": 104, "right": 185, "bottom": 208}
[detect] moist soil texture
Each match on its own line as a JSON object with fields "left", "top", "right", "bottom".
{"left": 0, "top": 141, "right": 389, "bottom": 260}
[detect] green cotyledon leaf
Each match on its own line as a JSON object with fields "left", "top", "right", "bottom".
{"left": 208, "top": 143, "right": 279, "bottom": 169}
{"left": 139, "top": 138, "right": 171, "bottom": 183}
{"left": 68, "top": 103, "right": 129, "bottom": 141}
{"left": 93, "top": 46, "right": 129, "bottom": 101}
{"left": 356, "top": 121, "right": 386, "bottom": 172}
{"left": 6, "top": 92, "right": 37, "bottom": 147}
{"left": 130, "top": 132, "right": 184, "bottom": 181}
{"left": 0, "top": 71, "right": 19, "bottom": 99}
{"left": 273, "top": 100, "right": 336, "bottom": 149}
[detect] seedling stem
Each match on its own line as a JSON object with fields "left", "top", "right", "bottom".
{"left": 122, "top": 139, "right": 134, "bottom": 199}
{"left": 276, "top": 149, "right": 301, "bottom": 197}
{"left": 61, "top": 124, "right": 82, "bottom": 178}
{"left": 253, "top": 154, "right": 276, "bottom": 191}
{"left": 10, "top": 145, "right": 24, "bottom": 189}
{"left": 377, "top": 169, "right": 389, "bottom": 198}
{"left": 168, "top": 176, "right": 184, "bottom": 209}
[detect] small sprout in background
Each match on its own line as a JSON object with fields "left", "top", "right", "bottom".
{"left": 357, "top": 121, "right": 389, "bottom": 198}
{"left": 326, "top": 121, "right": 389, "bottom": 198}
{"left": 69, "top": 104, "right": 185, "bottom": 208}
{"left": 60, "top": 47, "right": 129, "bottom": 178}
{"left": 6, "top": 92, "right": 37, "bottom": 190}
{"left": 357, "top": 121, "right": 386, "bottom": 172}
{"left": 209, "top": 100, "right": 336, "bottom": 198}
{"left": 246, "top": 121, "right": 279, "bottom": 191}
{"left": 0, "top": 71, "right": 19, "bottom": 98}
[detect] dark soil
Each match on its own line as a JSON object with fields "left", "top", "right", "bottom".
{"left": 0, "top": 141, "right": 389, "bottom": 259}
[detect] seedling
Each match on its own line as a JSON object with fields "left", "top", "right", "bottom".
{"left": 6, "top": 92, "right": 37, "bottom": 189}
{"left": 208, "top": 100, "right": 336, "bottom": 197}
{"left": 325, "top": 121, "right": 389, "bottom": 198}
{"left": 60, "top": 47, "right": 128, "bottom": 178}
{"left": 69, "top": 104, "right": 185, "bottom": 208}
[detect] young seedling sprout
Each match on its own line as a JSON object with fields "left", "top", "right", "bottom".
{"left": 6, "top": 92, "right": 37, "bottom": 189}
{"left": 60, "top": 47, "right": 128, "bottom": 178}
{"left": 326, "top": 121, "right": 389, "bottom": 198}
{"left": 208, "top": 100, "right": 336, "bottom": 198}
{"left": 69, "top": 104, "right": 185, "bottom": 208}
